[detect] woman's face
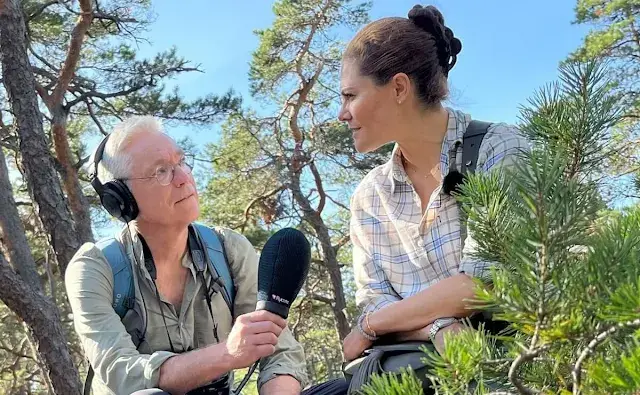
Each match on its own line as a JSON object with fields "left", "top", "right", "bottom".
{"left": 338, "top": 59, "right": 400, "bottom": 153}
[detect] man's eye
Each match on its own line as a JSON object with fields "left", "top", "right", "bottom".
{"left": 155, "top": 166, "right": 170, "bottom": 176}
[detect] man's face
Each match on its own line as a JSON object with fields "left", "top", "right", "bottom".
{"left": 126, "top": 131, "right": 199, "bottom": 227}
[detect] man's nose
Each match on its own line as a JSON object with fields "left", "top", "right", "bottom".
{"left": 172, "top": 164, "right": 190, "bottom": 186}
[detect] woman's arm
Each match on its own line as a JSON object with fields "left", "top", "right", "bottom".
{"left": 367, "top": 273, "right": 480, "bottom": 336}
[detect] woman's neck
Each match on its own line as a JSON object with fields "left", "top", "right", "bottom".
{"left": 396, "top": 105, "right": 450, "bottom": 177}
{"left": 132, "top": 220, "right": 188, "bottom": 267}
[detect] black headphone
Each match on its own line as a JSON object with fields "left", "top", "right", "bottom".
{"left": 90, "top": 134, "right": 139, "bottom": 223}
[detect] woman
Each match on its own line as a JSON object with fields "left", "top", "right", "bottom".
{"left": 339, "top": 5, "right": 529, "bottom": 361}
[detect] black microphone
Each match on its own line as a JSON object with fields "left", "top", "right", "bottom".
{"left": 256, "top": 228, "right": 311, "bottom": 319}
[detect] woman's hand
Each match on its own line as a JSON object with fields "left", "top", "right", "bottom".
{"left": 395, "top": 325, "right": 432, "bottom": 342}
{"left": 343, "top": 328, "right": 373, "bottom": 362}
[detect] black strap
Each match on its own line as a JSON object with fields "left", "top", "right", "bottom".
{"left": 83, "top": 366, "right": 94, "bottom": 395}
{"left": 459, "top": 120, "right": 491, "bottom": 248}
{"left": 461, "top": 120, "right": 492, "bottom": 175}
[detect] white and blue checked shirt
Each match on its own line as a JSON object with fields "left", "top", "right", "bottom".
{"left": 351, "top": 108, "right": 530, "bottom": 315}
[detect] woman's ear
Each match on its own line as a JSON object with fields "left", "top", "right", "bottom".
{"left": 391, "top": 72, "right": 412, "bottom": 105}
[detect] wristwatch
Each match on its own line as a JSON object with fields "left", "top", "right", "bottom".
{"left": 429, "top": 317, "right": 458, "bottom": 343}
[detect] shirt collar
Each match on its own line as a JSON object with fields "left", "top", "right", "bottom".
{"left": 121, "top": 223, "right": 196, "bottom": 281}
{"left": 386, "top": 107, "right": 470, "bottom": 195}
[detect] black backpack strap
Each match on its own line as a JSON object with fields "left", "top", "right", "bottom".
{"left": 459, "top": 120, "right": 492, "bottom": 248}
{"left": 462, "top": 120, "right": 492, "bottom": 176}
{"left": 83, "top": 367, "right": 94, "bottom": 395}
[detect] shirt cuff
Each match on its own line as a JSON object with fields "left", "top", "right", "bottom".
{"left": 257, "top": 363, "right": 308, "bottom": 390}
{"left": 144, "top": 351, "right": 177, "bottom": 389}
{"left": 361, "top": 295, "right": 400, "bottom": 315}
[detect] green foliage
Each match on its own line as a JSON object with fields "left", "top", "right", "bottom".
{"left": 359, "top": 368, "right": 423, "bottom": 395}
{"left": 420, "top": 61, "right": 640, "bottom": 394}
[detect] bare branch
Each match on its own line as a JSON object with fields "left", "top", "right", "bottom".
{"left": 508, "top": 344, "right": 550, "bottom": 395}
{"left": 50, "top": 0, "right": 94, "bottom": 108}
{"left": 325, "top": 193, "right": 349, "bottom": 212}
{"left": 332, "top": 235, "right": 350, "bottom": 253}
{"left": 240, "top": 186, "right": 285, "bottom": 233}
{"left": 308, "top": 293, "right": 333, "bottom": 305}
{"left": 84, "top": 98, "right": 107, "bottom": 135}
{"left": 308, "top": 161, "right": 326, "bottom": 214}
{"left": 27, "top": 0, "right": 61, "bottom": 22}
{"left": 572, "top": 318, "right": 640, "bottom": 395}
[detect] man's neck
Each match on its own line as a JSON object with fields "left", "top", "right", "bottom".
{"left": 133, "top": 220, "right": 189, "bottom": 267}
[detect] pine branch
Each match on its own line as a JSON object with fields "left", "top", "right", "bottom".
{"left": 508, "top": 344, "right": 550, "bottom": 395}
{"left": 572, "top": 318, "right": 640, "bottom": 395}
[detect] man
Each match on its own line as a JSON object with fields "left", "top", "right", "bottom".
{"left": 65, "top": 116, "right": 308, "bottom": 395}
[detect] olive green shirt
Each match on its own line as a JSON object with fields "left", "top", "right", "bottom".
{"left": 65, "top": 224, "right": 308, "bottom": 395}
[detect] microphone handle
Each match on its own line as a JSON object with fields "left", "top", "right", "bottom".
{"left": 256, "top": 300, "right": 290, "bottom": 319}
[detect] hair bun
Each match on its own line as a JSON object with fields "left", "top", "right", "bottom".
{"left": 408, "top": 5, "right": 461, "bottom": 74}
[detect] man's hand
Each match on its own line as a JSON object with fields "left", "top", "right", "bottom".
{"left": 225, "top": 310, "right": 286, "bottom": 370}
{"left": 343, "top": 328, "right": 373, "bottom": 362}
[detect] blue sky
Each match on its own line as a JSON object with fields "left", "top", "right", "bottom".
{"left": 90, "top": 1, "right": 591, "bottom": 235}
{"left": 130, "top": 0, "right": 589, "bottom": 137}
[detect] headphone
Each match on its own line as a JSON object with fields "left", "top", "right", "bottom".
{"left": 90, "top": 134, "right": 139, "bottom": 223}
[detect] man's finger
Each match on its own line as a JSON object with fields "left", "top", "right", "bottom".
{"left": 247, "top": 310, "right": 287, "bottom": 328}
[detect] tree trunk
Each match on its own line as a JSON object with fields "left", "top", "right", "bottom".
{"left": 45, "top": 0, "right": 94, "bottom": 243}
{"left": 0, "top": 254, "right": 82, "bottom": 395}
{"left": 0, "top": 146, "right": 43, "bottom": 292}
{"left": 289, "top": 175, "right": 351, "bottom": 341}
{"left": 0, "top": 0, "right": 81, "bottom": 273}
{"left": 51, "top": 111, "right": 94, "bottom": 242}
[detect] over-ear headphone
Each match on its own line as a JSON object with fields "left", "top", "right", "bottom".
{"left": 90, "top": 134, "right": 139, "bottom": 223}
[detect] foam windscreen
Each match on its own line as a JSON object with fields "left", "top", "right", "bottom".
{"left": 256, "top": 228, "right": 311, "bottom": 319}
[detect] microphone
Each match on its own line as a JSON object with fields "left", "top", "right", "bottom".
{"left": 256, "top": 228, "right": 311, "bottom": 319}
{"left": 233, "top": 228, "right": 311, "bottom": 395}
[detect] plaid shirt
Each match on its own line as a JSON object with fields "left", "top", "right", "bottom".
{"left": 350, "top": 108, "right": 530, "bottom": 314}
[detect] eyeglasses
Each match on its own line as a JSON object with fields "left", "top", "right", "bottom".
{"left": 121, "top": 156, "right": 194, "bottom": 186}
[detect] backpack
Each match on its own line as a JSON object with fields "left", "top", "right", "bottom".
{"left": 343, "top": 120, "right": 492, "bottom": 395}
{"left": 84, "top": 223, "right": 235, "bottom": 395}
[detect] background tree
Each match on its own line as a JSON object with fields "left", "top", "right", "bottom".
{"left": 200, "top": 0, "right": 387, "bottom": 382}
{"left": 569, "top": 0, "right": 640, "bottom": 203}
{"left": 0, "top": 0, "right": 238, "bottom": 392}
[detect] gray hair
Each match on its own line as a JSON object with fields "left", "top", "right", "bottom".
{"left": 96, "top": 116, "right": 165, "bottom": 183}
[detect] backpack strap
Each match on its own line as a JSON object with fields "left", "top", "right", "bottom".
{"left": 95, "top": 237, "right": 136, "bottom": 318}
{"left": 86, "top": 237, "right": 140, "bottom": 395}
{"left": 459, "top": 120, "right": 492, "bottom": 248}
{"left": 462, "top": 120, "right": 492, "bottom": 176}
{"left": 192, "top": 223, "right": 236, "bottom": 315}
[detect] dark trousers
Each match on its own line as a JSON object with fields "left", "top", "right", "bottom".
{"left": 129, "top": 378, "right": 348, "bottom": 395}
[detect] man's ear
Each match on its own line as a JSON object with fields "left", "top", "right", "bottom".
{"left": 391, "top": 72, "right": 412, "bottom": 105}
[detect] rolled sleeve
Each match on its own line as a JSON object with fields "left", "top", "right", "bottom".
{"left": 218, "top": 228, "right": 309, "bottom": 389}
{"left": 257, "top": 327, "right": 308, "bottom": 389}
{"left": 459, "top": 123, "right": 530, "bottom": 281}
{"left": 65, "top": 243, "right": 177, "bottom": 394}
